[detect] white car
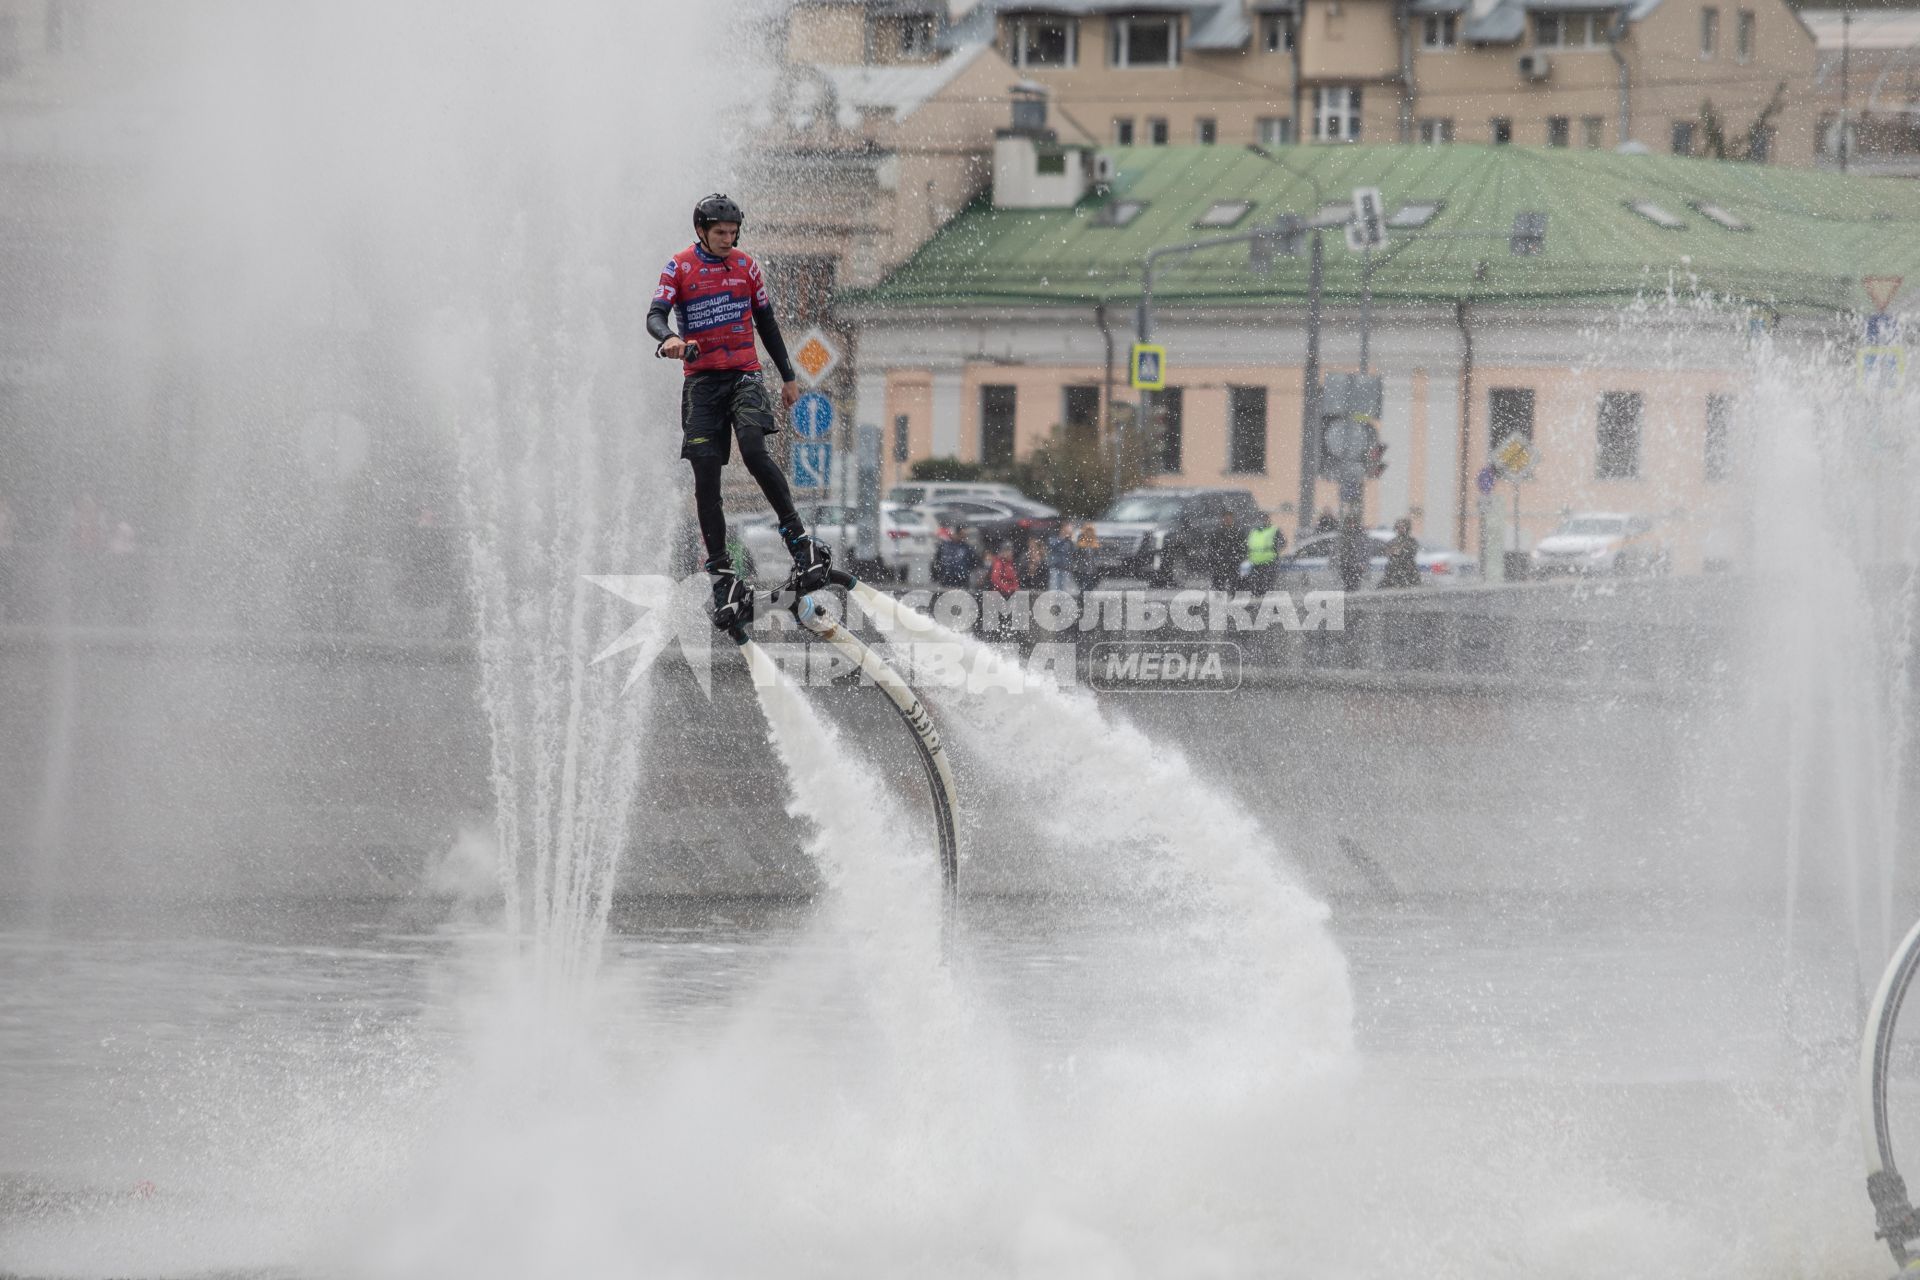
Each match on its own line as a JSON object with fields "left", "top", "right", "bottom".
{"left": 1529, "top": 513, "right": 1667, "bottom": 577}
{"left": 886, "top": 481, "right": 1030, "bottom": 508}
{"left": 1275, "top": 529, "right": 1481, "bottom": 589}
{"left": 737, "top": 504, "right": 934, "bottom": 584}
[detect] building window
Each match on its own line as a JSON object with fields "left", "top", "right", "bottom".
{"left": 1228, "top": 386, "right": 1269, "bottom": 474}
{"left": 1064, "top": 384, "right": 1101, "bottom": 442}
{"left": 1582, "top": 115, "right": 1605, "bottom": 148}
{"left": 1547, "top": 116, "right": 1570, "bottom": 147}
{"left": 1148, "top": 116, "right": 1169, "bottom": 145}
{"left": 1736, "top": 9, "right": 1754, "bottom": 62}
{"left": 1010, "top": 16, "right": 1077, "bottom": 67}
{"left": 1153, "top": 388, "right": 1184, "bottom": 473}
{"left": 1489, "top": 388, "right": 1536, "bottom": 447}
{"left": 893, "top": 413, "right": 910, "bottom": 464}
{"left": 1418, "top": 117, "right": 1454, "bottom": 144}
{"left": 1704, "top": 394, "right": 1732, "bottom": 480}
{"left": 1257, "top": 116, "right": 1296, "bottom": 145}
{"left": 1114, "top": 117, "right": 1136, "bottom": 145}
{"left": 1491, "top": 117, "right": 1513, "bottom": 145}
{"left": 1671, "top": 120, "right": 1696, "bottom": 155}
{"left": 1110, "top": 15, "right": 1180, "bottom": 67}
{"left": 1196, "top": 116, "right": 1217, "bottom": 144}
{"left": 1260, "top": 13, "right": 1295, "bottom": 52}
{"left": 1313, "top": 86, "right": 1362, "bottom": 141}
{"left": 1421, "top": 13, "right": 1458, "bottom": 49}
{"left": 1700, "top": 7, "right": 1718, "bottom": 57}
{"left": 897, "top": 13, "right": 937, "bottom": 58}
{"left": 1596, "top": 391, "right": 1642, "bottom": 479}
{"left": 981, "top": 385, "right": 1017, "bottom": 469}
{"left": 1533, "top": 11, "right": 1606, "bottom": 49}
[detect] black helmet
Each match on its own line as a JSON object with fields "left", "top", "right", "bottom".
{"left": 693, "top": 193, "right": 745, "bottom": 234}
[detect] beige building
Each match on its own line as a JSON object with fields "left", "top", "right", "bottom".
{"left": 839, "top": 142, "right": 1920, "bottom": 568}
{"left": 1802, "top": 8, "right": 1920, "bottom": 175}
{"left": 929, "top": 0, "right": 1819, "bottom": 162}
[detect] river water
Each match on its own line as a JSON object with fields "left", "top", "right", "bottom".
{"left": 0, "top": 891, "right": 1885, "bottom": 1279}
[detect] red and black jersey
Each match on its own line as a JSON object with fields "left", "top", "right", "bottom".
{"left": 650, "top": 244, "right": 795, "bottom": 380}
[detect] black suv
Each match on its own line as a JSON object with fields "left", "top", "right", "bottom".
{"left": 1086, "top": 487, "right": 1266, "bottom": 587}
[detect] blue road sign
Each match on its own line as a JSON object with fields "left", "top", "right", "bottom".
{"left": 1867, "top": 313, "right": 1902, "bottom": 344}
{"left": 791, "top": 392, "right": 833, "bottom": 441}
{"left": 793, "top": 441, "right": 832, "bottom": 489}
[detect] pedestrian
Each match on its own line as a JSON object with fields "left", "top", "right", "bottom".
{"left": 1020, "top": 531, "right": 1048, "bottom": 591}
{"left": 1046, "top": 522, "right": 1075, "bottom": 592}
{"left": 987, "top": 542, "right": 1020, "bottom": 597}
{"left": 1335, "top": 512, "right": 1372, "bottom": 592}
{"left": 648, "top": 193, "right": 828, "bottom": 631}
{"left": 1206, "top": 511, "right": 1242, "bottom": 591}
{"left": 1380, "top": 517, "right": 1422, "bottom": 588}
{"left": 1073, "top": 521, "right": 1101, "bottom": 590}
{"left": 1314, "top": 508, "right": 1339, "bottom": 535}
{"left": 1245, "top": 512, "right": 1282, "bottom": 594}
{"left": 931, "top": 527, "right": 977, "bottom": 589}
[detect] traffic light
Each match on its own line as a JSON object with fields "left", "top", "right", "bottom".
{"left": 1365, "top": 440, "right": 1388, "bottom": 478}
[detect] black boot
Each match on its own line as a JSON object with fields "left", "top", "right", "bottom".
{"left": 781, "top": 521, "right": 832, "bottom": 594}
{"left": 707, "top": 563, "right": 752, "bottom": 632}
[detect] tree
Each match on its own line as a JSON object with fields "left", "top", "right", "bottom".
{"left": 1700, "top": 82, "right": 1787, "bottom": 160}
{"left": 1006, "top": 418, "right": 1152, "bottom": 518}
{"left": 909, "top": 457, "right": 987, "bottom": 482}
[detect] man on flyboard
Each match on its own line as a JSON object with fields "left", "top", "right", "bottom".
{"left": 648, "top": 193, "right": 830, "bottom": 630}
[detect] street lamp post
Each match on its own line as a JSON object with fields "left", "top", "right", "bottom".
{"left": 1245, "top": 144, "right": 1331, "bottom": 537}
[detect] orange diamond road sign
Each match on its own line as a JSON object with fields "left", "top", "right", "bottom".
{"left": 792, "top": 327, "right": 840, "bottom": 387}
{"left": 1863, "top": 276, "right": 1904, "bottom": 313}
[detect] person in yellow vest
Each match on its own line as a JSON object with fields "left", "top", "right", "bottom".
{"left": 1245, "top": 512, "right": 1283, "bottom": 593}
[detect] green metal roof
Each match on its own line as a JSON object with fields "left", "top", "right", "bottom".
{"left": 844, "top": 145, "right": 1920, "bottom": 315}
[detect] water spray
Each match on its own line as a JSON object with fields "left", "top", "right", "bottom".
{"left": 720, "top": 569, "right": 959, "bottom": 904}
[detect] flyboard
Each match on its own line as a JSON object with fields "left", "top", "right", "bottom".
{"left": 1861, "top": 916, "right": 1920, "bottom": 1271}
{"left": 720, "top": 567, "right": 958, "bottom": 900}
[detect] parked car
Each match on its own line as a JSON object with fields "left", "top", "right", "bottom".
{"left": 919, "top": 496, "right": 1060, "bottom": 546}
{"left": 1086, "top": 487, "right": 1265, "bottom": 587}
{"left": 886, "top": 481, "right": 1030, "bottom": 508}
{"left": 737, "top": 503, "right": 936, "bottom": 584}
{"left": 879, "top": 502, "right": 936, "bottom": 582}
{"left": 1275, "top": 528, "right": 1481, "bottom": 590}
{"left": 1529, "top": 513, "right": 1668, "bottom": 577}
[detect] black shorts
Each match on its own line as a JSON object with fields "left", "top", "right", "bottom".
{"left": 680, "top": 370, "right": 778, "bottom": 464}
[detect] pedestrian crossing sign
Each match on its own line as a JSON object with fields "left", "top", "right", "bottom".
{"left": 1130, "top": 343, "right": 1167, "bottom": 391}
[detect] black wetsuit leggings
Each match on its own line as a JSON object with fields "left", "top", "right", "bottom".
{"left": 681, "top": 370, "right": 802, "bottom": 571}
{"left": 691, "top": 447, "right": 799, "bottom": 569}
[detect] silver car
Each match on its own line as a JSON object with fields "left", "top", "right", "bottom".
{"left": 1275, "top": 529, "right": 1480, "bottom": 590}
{"left": 738, "top": 503, "right": 934, "bottom": 584}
